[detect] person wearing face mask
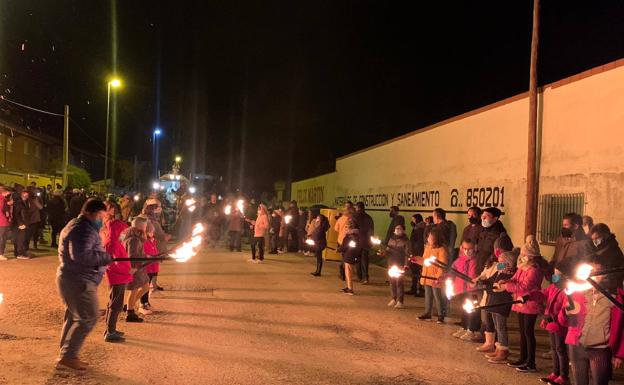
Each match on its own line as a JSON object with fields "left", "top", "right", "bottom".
{"left": 462, "top": 206, "right": 483, "bottom": 245}
{"left": 497, "top": 235, "right": 547, "bottom": 373}
{"left": 248, "top": 204, "right": 270, "bottom": 263}
{"left": 538, "top": 268, "right": 570, "bottom": 385}
{"left": 56, "top": 199, "right": 113, "bottom": 370}
{"left": 589, "top": 223, "right": 624, "bottom": 291}
{"left": 339, "top": 219, "right": 360, "bottom": 295}
{"left": 353, "top": 202, "right": 374, "bottom": 284}
{"left": 384, "top": 206, "right": 405, "bottom": 246}
{"left": 122, "top": 216, "right": 151, "bottom": 323}
{"left": 475, "top": 207, "right": 507, "bottom": 275}
{"left": 309, "top": 210, "right": 330, "bottom": 276}
{"left": 139, "top": 204, "right": 171, "bottom": 307}
{"left": 407, "top": 214, "right": 426, "bottom": 296}
{"left": 550, "top": 213, "right": 590, "bottom": 279}
{"left": 474, "top": 233, "right": 516, "bottom": 359}
{"left": 450, "top": 239, "right": 479, "bottom": 340}
{"left": 12, "top": 189, "right": 32, "bottom": 259}
{"left": 582, "top": 215, "right": 594, "bottom": 237}
{"left": 380, "top": 224, "right": 411, "bottom": 309}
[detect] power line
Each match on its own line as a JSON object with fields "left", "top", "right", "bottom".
{"left": 0, "top": 95, "right": 64, "bottom": 117}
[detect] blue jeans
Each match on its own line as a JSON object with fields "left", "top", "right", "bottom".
{"left": 423, "top": 285, "right": 445, "bottom": 317}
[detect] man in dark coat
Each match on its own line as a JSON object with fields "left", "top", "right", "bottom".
{"left": 407, "top": 214, "right": 426, "bottom": 296}
{"left": 12, "top": 189, "right": 31, "bottom": 259}
{"left": 353, "top": 202, "right": 374, "bottom": 283}
{"left": 384, "top": 206, "right": 405, "bottom": 245}
{"left": 475, "top": 207, "right": 508, "bottom": 274}
{"left": 462, "top": 206, "right": 483, "bottom": 245}
{"left": 68, "top": 190, "right": 86, "bottom": 220}
{"left": 588, "top": 223, "right": 624, "bottom": 291}
{"left": 310, "top": 212, "right": 330, "bottom": 276}
{"left": 550, "top": 212, "right": 590, "bottom": 278}
{"left": 286, "top": 200, "right": 300, "bottom": 252}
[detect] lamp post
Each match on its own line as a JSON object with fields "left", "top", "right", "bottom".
{"left": 152, "top": 128, "right": 162, "bottom": 179}
{"left": 105, "top": 78, "right": 121, "bottom": 190}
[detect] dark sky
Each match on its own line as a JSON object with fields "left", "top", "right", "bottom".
{"left": 1, "top": 1, "right": 623, "bottom": 193}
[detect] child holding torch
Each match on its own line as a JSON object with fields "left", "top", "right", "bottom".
{"left": 449, "top": 238, "right": 479, "bottom": 340}
{"left": 338, "top": 219, "right": 360, "bottom": 295}
{"left": 381, "top": 224, "right": 411, "bottom": 309}
{"left": 123, "top": 216, "right": 151, "bottom": 323}
{"left": 411, "top": 227, "right": 448, "bottom": 323}
{"left": 496, "top": 235, "right": 546, "bottom": 373}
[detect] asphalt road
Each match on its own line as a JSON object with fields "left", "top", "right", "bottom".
{"left": 0, "top": 248, "right": 622, "bottom": 385}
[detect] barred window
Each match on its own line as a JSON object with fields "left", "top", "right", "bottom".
{"left": 538, "top": 193, "right": 585, "bottom": 244}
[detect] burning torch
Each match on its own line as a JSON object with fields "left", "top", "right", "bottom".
{"left": 388, "top": 265, "right": 405, "bottom": 278}
{"left": 462, "top": 295, "right": 529, "bottom": 314}
{"left": 566, "top": 263, "right": 624, "bottom": 312}
{"left": 185, "top": 198, "right": 196, "bottom": 213}
{"left": 422, "top": 256, "right": 474, "bottom": 283}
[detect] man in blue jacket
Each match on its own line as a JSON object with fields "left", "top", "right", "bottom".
{"left": 56, "top": 198, "right": 112, "bottom": 371}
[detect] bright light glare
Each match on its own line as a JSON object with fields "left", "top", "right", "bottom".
{"left": 224, "top": 205, "right": 232, "bottom": 215}
{"left": 424, "top": 256, "right": 437, "bottom": 267}
{"left": 189, "top": 186, "right": 196, "bottom": 194}
{"left": 575, "top": 263, "right": 594, "bottom": 281}
{"left": 388, "top": 265, "right": 404, "bottom": 278}
{"left": 154, "top": 128, "right": 162, "bottom": 136}
{"left": 305, "top": 239, "right": 315, "bottom": 246}
{"left": 152, "top": 181, "right": 160, "bottom": 190}
{"left": 445, "top": 278, "right": 455, "bottom": 300}
{"left": 370, "top": 236, "right": 381, "bottom": 245}
{"left": 110, "top": 78, "right": 121, "bottom": 88}
{"left": 348, "top": 240, "right": 356, "bottom": 248}
{"left": 463, "top": 298, "right": 476, "bottom": 313}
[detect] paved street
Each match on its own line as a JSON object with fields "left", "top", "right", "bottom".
{"left": 0, "top": 248, "right": 621, "bottom": 385}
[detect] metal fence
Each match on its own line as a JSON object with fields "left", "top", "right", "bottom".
{"left": 537, "top": 193, "right": 585, "bottom": 244}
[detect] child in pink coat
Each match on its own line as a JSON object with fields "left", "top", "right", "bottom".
{"left": 450, "top": 239, "right": 479, "bottom": 340}
{"left": 539, "top": 269, "right": 570, "bottom": 384}
{"left": 497, "top": 235, "right": 546, "bottom": 373}
{"left": 140, "top": 221, "right": 160, "bottom": 315}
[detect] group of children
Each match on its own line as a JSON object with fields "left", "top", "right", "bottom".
{"left": 101, "top": 199, "right": 167, "bottom": 342}
{"left": 379, "top": 220, "right": 623, "bottom": 384}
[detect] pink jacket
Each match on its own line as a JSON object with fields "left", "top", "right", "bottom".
{"left": 0, "top": 195, "right": 9, "bottom": 227}
{"left": 540, "top": 284, "right": 567, "bottom": 335}
{"left": 104, "top": 220, "right": 133, "bottom": 285}
{"left": 610, "top": 288, "right": 624, "bottom": 360}
{"left": 254, "top": 214, "right": 270, "bottom": 237}
{"left": 144, "top": 238, "right": 160, "bottom": 274}
{"left": 504, "top": 265, "right": 545, "bottom": 314}
{"left": 451, "top": 253, "right": 477, "bottom": 295}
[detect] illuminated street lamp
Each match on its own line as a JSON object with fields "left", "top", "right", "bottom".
{"left": 153, "top": 128, "right": 162, "bottom": 178}
{"left": 105, "top": 77, "right": 122, "bottom": 189}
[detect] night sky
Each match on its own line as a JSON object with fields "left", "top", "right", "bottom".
{"left": 1, "top": 1, "right": 623, "bottom": 193}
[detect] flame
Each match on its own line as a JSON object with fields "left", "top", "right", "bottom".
{"left": 305, "top": 239, "right": 315, "bottom": 246}
{"left": 188, "top": 205, "right": 196, "bottom": 213}
{"left": 348, "top": 240, "right": 357, "bottom": 248}
{"left": 192, "top": 223, "right": 205, "bottom": 236}
{"left": 169, "top": 235, "right": 203, "bottom": 263}
{"left": 285, "top": 215, "right": 292, "bottom": 224}
{"left": 388, "top": 265, "right": 404, "bottom": 278}
{"left": 565, "top": 279, "right": 593, "bottom": 295}
{"left": 575, "top": 263, "right": 594, "bottom": 281}
{"left": 370, "top": 236, "right": 381, "bottom": 245}
{"left": 462, "top": 298, "right": 476, "bottom": 313}
{"left": 224, "top": 205, "right": 232, "bottom": 215}
{"left": 133, "top": 195, "right": 140, "bottom": 202}
{"left": 424, "top": 256, "right": 437, "bottom": 267}
{"left": 236, "top": 199, "right": 244, "bottom": 213}
{"left": 445, "top": 278, "right": 455, "bottom": 300}
{"left": 0, "top": 292, "right": 3, "bottom": 305}
{"left": 185, "top": 198, "right": 196, "bottom": 207}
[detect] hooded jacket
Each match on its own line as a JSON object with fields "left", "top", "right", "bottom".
{"left": 104, "top": 219, "right": 132, "bottom": 285}
{"left": 476, "top": 219, "right": 507, "bottom": 275}
{"left": 353, "top": 210, "right": 374, "bottom": 248}
{"left": 384, "top": 214, "right": 405, "bottom": 245}
{"left": 591, "top": 234, "right": 624, "bottom": 291}
{"left": 385, "top": 233, "right": 411, "bottom": 266}
{"left": 550, "top": 227, "right": 590, "bottom": 277}
{"left": 504, "top": 262, "right": 545, "bottom": 315}
{"left": 310, "top": 214, "right": 330, "bottom": 250}
{"left": 410, "top": 221, "right": 426, "bottom": 257}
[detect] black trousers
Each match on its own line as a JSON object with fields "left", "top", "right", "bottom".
{"left": 51, "top": 223, "right": 64, "bottom": 247}
{"left": 105, "top": 283, "right": 126, "bottom": 333}
{"left": 314, "top": 248, "right": 323, "bottom": 273}
{"left": 228, "top": 231, "right": 241, "bottom": 251}
{"left": 269, "top": 233, "right": 279, "bottom": 253}
{"left": 287, "top": 227, "right": 299, "bottom": 251}
{"left": 390, "top": 277, "right": 404, "bottom": 302}
{"left": 518, "top": 313, "right": 538, "bottom": 367}
{"left": 550, "top": 331, "right": 569, "bottom": 377}
{"left": 140, "top": 273, "right": 158, "bottom": 305}
{"left": 357, "top": 248, "right": 370, "bottom": 280}
{"left": 13, "top": 227, "right": 27, "bottom": 257}
{"left": 251, "top": 236, "right": 265, "bottom": 260}
{"left": 28, "top": 222, "right": 39, "bottom": 248}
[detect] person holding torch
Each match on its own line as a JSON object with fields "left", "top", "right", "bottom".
{"left": 338, "top": 219, "right": 360, "bottom": 295}
{"left": 56, "top": 199, "right": 112, "bottom": 370}
{"left": 309, "top": 210, "right": 330, "bottom": 276}
{"left": 249, "top": 204, "right": 270, "bottom": 263}
{"left": 411, "top": 227, "right": 448, "bottom": 323}
{"left": 380, "top": 224, "right": 411, "bottom": 309}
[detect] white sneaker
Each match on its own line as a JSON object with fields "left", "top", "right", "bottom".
{"left": 277, "top": 250, "right": 286, "bottom": 254}
{"left": 460, "top": 330, "right": 476, "bottom": 341}
{"left": 387, "top": 299, "right": 397, "bottom": 307}
{"left": 138, "top": 307, "right": 153, "bottom": 315}
{"left": 0, "top": 255, "right": 7, "bottom": 261}
{"left": 452, "top": 328, "right": 466, "bottom": 338}
{"left": 16, "top": 255, "right": 31, "bottom": 260}
{"left": 247, "top": 258, "right": 255, "bottom": 263}
{"left": 394, "top": 301, "right": 405, "bottom": 309}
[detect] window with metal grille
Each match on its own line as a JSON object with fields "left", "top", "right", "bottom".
{"left": 538, "top": 193, "right": 585, "bottom": 244}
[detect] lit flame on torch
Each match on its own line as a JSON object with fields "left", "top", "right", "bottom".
{"left": 564, "top": 263, "right": 596, "bottom": 295}
{"left": 424, "top": 256, "right": 437, "bottom": 267}
{"left": 463, "top": 298, "right": 477, "bottom": 313}
{"left": 192, "top": 223, "right": 205, "bottom": 236}
{"left": 285, "top": 215, "right": 292, "bottom": 224}
{"left": 185, "top": 198, "right": 196, "bottom": 213}
{"left": 224, "top": 205, "right": 232, "bottom": 215}
{"left": 169, "top": 235, "right": 203, "bottom": 263}
{"left": 565, "top": 280, "right": 593, "bottom": 295}
{"left": 445, "top": 278, "right": 455, "bottom": 300}
{"left": 348, "top": 240, "right": 357, "bottom": 248}
{"left": 575, "top": 263, "right": 594, "bottom": 281}
{"left": 0, "top": 293, "right": 3, "bottom": 305}
{"left": 370, "top": 236, "right": 381, "bottom": 246}
{"left": 236, "top": 199, "right": 244, "bottom": 213}
{"left": 305, "top": 239, "right": 315, "bottom": 246}
{"left": 133, "top": 194, "right": 140, "bottom": 202}
{"left": 388, "top": 265, "right": 404, "bottom": 278}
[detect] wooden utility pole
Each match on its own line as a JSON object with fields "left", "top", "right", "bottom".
{"left": 62, "top": 105, "right": 69, "bottom": 188}
{"left": 525, "top": 0, "right": 540, "bottom": 238}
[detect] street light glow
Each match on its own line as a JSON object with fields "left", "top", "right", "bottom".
{"left": 154, "top": 128, "right": 162, "bottom": 136}
{"left": 109, "top": 78, "right": 121, "bottom": 88}
{"left": 175, "top": 155, "right": 182, "bottom": 162}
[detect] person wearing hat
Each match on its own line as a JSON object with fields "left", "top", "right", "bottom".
{"left": 496, "top": 235, "right": 547, "bottom": 373}
{"left": 47, "top": 189, "right": 68, "bottom": 249}
{"left": 475, "top": 207, "right": 507, "bottom": 276}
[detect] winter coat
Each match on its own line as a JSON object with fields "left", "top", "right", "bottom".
{"left": 12, "top": 199, "right": 29, "bottom": 227}
{"left": 310, "top": 214, "right": 330, "bottom": 250}
{"left": 47, "top": 196, "right": 67, "bottom": 228}
{"left": 550, "top": 228, "right": 590, "bottom": 276}
{"left": 476, "top": 220, "right": 507, "bottom": 275}
{"left": 504, "top": 265, "right": 545, "bottom": 314}
{"left": 270, "top": 214, "right": 281, "bottom": 235}
{"left": 0, "top": 194, "right": 9, "bottom": 227}
{"left": 353, "top": 211, "right": 374, "bottom": 248}
{"left": 418, "top": 245, "right": 448, "bottom": 288}
{"left": 559, "top": 290, "right": 614, "bottom": 349}
{"left": 25, "top": 198, "right": 41, "bottom": 224}
{"left": 591, "top": 234, "right": 624, "bottom": 291}
{"left": 385, "top": 234, "right": 411, "bottom": 266}
{"left": 227, "top": 212, "right": 244, "bottom": 232}
{"left": 253, "top": 213, "right": 270, "bottom": 237}
{"left": 339, "top": 230, "right": 360, "bottom": 264}
{"left": 334, "top": 214, "right": 350, "bottom": 245}
{"left": 609, "top": 288, "right": 624, "bottom": 360}
{"left": 144, "top": 238, "right": 160, "bottom": 274}
{"left": 123, "top": 228, "right": 149, "bottom": 290}
{"left": 68, "top": 194, "right": 86, "bottom": 219}
{"left": 104, "top": 219, "right": 132, "bottom": 285}
{"left": 462, "top": 223, "right": 483, "bottom": 245}
{"left": 410, "top": 221, "right": 426, "bottom": 257}
{"left": 57, "top": 215, "right": 113, "bottom": 284}
{"left": 540, "top": 284, "right": 568, "bottom": 336}
{"left": 286, "top": 206, "right": 299, "bottom": 230}
{"left": 451, "top": 252, "right": 477, "bottom": 295}
{"left": 384, "top": 214, "right": 405, "bottom": 245}
{"left": 478, "top": 264, "right": 515, "bottom": 317}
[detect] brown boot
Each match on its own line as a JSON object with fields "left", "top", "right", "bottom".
{"left": 487, "top": 345, "right": 509, "bottom": 363}
{"left": 476, "top": 331, "right": 496, "bottom": 352}
{"left": 484, "top": 343, "right": 500, "bottom": 359}
{"left": 55, "top": 357, "right": 87, "bottom": 371}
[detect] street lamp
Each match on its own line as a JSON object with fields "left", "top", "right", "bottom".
{"left": 175, "top": 155, "right": 182, "bottom": 163}
{"left": 105, "top": 77, "right": 122, "bottom": 189}
{"left": 153, "top": 128, "right": 162, "bottom": 178}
